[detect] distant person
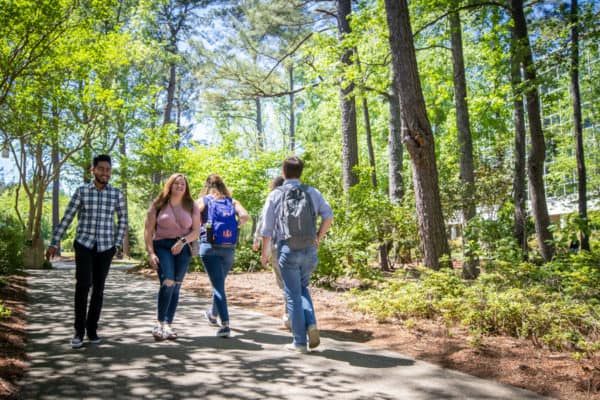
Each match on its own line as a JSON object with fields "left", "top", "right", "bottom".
{"left": 144, "top": 173, "right": 200, "bottom": 341}
{"left": 45, "top": 154, "right": 128, "bottom": 348}
{"left": 253, "top": 176, "right": 289, "bottom": 329}
{"left": 569, "top": 238, "right": 580, "bottom": 254}
{"left": 260, "top": 156, "right": 333, "bottom": 353}
{"left": 198, "top": 174, "right": 249, "bottom": 337}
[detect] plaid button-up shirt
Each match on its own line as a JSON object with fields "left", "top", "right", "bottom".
{"left": 51, "top": 182, "right": 128, "bottom": 252}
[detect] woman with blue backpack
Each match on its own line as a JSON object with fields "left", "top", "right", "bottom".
{"left": 197, "top": 174, "right": 249, "bottom": 337}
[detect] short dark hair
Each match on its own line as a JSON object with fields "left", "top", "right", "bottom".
{"left": 93, "top": 154, "right": 111, "bottom": 167}
{"left": 282, "top": 156, "right": 303, "bottom": 179}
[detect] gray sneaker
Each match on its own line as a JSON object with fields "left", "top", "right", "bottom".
{"left": 204, "top": 310, "right": 219, "bottom": 327}
{"left": 71, "top": 335, "right": 84, "bottom": 349}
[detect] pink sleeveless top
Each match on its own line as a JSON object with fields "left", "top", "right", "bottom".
{"left": 148, "top": 203, "right": 200, "bottom": 241}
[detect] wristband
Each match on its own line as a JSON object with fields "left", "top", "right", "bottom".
{"left": 179, "top": 237, "right": 187, "bottom": 244}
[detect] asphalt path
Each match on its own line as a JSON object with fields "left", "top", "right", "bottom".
{"left": 22, "top": 263, "right": 551, "bottom": 399}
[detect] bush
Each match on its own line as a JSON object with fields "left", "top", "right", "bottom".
{"left": 0, "top": 211, "right": 25, "bottom": 275}
{"left": 348, "top": 252, "right": 600, "bottom": 352}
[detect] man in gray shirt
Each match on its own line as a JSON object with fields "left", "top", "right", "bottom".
{"left": 261, "top": 156, "right": 333, "bottom": 353}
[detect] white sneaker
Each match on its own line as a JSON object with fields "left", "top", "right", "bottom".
{"left": 163, "top": 325, "right": 178, "bottom": 340}
{"left": 282, "top": 313, "right": 291, "bottom": 330}
{"left": 152, "top": 323, "right": 164, "bottom": 341}
{"left": 285, "top": 343, "right": 308, "bottom": 354}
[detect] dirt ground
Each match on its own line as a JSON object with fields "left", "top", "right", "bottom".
{"left": 1, "top": 267, "right": 599, "bottom": 399}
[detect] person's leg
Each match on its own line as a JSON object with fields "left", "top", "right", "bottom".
{"left": 200, "top": 244, "right": 229, "bottom": 325}
{"left": 210, "top": 247, "right": 234, "bottom": 318}
{"left": 270, "top": 245, "right": 289, "bottom": 326}
{"left": 86, "top": 245, "right": 115, "bottom": 338}
{"left": 278, "top": 242, "right": 306, "bottom": 346}
{"left": 155, "top": 240, "right": 176, "bottom": 324}
{"left": 165, "top": 245, "right": 191, "bottom": 324}
{"left": 299, "top": 246, "right": 318, "bottom": 327}
{"left": 300, "top": 246, "right": 320, "bottom": 348}
{"left": 73, "top": 242, "right": 93, "bottom": 339}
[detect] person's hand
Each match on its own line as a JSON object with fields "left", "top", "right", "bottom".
{"left": 252, "top": 242, "right": 260, "bottom": 252}
{"left": 45, "top": 246, "right": 57, "bottom": 261}
{"left": 260, "top": 251, "right": 269, "bottom": 268}
{"left": 148, "top": 253, "right": 160, "bottom": 270}
{"left": 171, "top": 240, "right": 183, "bottom": 255}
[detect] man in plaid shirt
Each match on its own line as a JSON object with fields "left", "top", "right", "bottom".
{"left": 45, "top": 154, "right": 128, "bottom": 348}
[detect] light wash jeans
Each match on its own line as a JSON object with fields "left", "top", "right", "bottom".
{"left": 278, "top": 241, "right": 318, "bottom": 346}
{"left": 200, "top": 243, "right": 235, "bottom": 324}
{"left": 154, "top": 238, "right": 192, "bottom": 324}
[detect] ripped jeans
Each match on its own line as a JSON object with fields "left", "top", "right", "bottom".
{"left": 154, "top": 239, "right": 192, "bottom": 324}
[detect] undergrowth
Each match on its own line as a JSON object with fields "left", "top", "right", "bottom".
{"left": 348, "top": 250, "right": 600, "bottom": 353}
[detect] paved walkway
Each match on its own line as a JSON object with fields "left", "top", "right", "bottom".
{"left": 23, "top": 263, "right": 551, "bottom": 399}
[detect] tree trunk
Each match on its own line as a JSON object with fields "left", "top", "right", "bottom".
{"left": 362, "top": 98, "right": 377, "bottom": 188}
{"left": 387, "top": 84, "right": 404, "bottom": 204}
{"left": 570, "top": 0, "right": 589, "bottom": 251}
{"left": 510, "top": 26, "right": 529, "bottom": 259}
{"left": 512, "top": 0, "right": 554, "bottom": 261}
{"left": 337, "top": 0, "right": 359, "bottom": 192}
{"left": 450, "top": 10, "right": 478, "bottom": 278}
{"left": 256, "top": 97, "right": 264, "bottom": 151}
{"left": 120, "top": 135, "right": 130, "bottom": 257}
{"left": 164, "top": 61, "right": 176, "bottom": 125}
{"left": 383, "top": 0, "right": 451, "bottom": 270}
{"left": 289, "top": 65, "right": 295, "bottom": 152}
{"left": 51, "top": 141, "right": 61, "bottom": 257}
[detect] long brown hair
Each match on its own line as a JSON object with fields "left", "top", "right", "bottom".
{"left": 152, "top": 173, "right": 195, "bottom": 214}
{"left": 199, "top": 174, "right": 231, "bottom": 197}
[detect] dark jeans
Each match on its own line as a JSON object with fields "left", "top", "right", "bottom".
{"left": 73, "top": 241, "right": 115, "bottom": 338}
{"left": 154, "top": 238, "right": 192, "bottom": 323}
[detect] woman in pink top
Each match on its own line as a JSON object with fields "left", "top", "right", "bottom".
{"left": 144, "top": 173, "right": 200, "bottom": 340}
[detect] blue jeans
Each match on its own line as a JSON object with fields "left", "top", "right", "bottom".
{"left": 200, "top": 243, "right": 235, "bottom": 324}
{"left": 154, "top": 239, "right": 192, "bottom": 324}
{"left": 278, "top": 241, "right": 318, "bottom": 346}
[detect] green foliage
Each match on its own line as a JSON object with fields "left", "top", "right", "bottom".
{"left": 0, "top": 210, "right": 25, "bottom": 275}
{"left": 231, "top": 246, "right": 262, "bottom": 273}
{"left": 350, "top": 250, "right": 600, "bottom": 352}
{"left": 0, "top": 301, "right": 11, "bottom": 319}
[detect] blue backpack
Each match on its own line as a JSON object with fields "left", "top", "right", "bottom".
{"left": 204, "top": 196, "right": 238, "bottom": 246}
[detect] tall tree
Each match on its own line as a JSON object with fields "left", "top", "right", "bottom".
{"left": 569, "top": 0, "right": 589, "bottom": 251}
{"left": 387, "top": 77, "right": 404, "bottom": 204}
{"left": 449, "top": 9, "right": 478, "bottom": 278}
{"left": 336, "top": 0, "right": 359, "bottom": 192}
{"left": 383, "top": 0, "right": 450, "bottom": 270}
{"left": 510, "top": 29, "right": 528, "bottom": 258}
{"left": 511, "top": 0, "right": 554, "bottom": 261}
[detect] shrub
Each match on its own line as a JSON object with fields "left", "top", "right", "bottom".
{"left": 0, "top": 211, "right": 25, "bottom": 275}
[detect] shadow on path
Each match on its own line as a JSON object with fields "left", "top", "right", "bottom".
{"left": 22, "top": 267, "right": 549, "bottom": 400}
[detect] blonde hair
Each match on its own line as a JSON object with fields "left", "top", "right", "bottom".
{"left": 199, "top": 174, "right": 231, "bottom": 197}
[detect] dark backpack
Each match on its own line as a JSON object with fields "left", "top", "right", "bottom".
{"left": 278, "top": 185, "right": 316, "bottom": 249}
{"left": 204, "top": 196, "right": 238, "bottom": 246}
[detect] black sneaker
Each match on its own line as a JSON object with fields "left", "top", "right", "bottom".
{"left": 88, "top": 333, "right": 102, "bottom": 344}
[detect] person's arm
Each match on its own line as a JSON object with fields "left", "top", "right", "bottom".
{"left": 260, "top": 192, "right": 277, "bottom": 266}
{"left": 311, "top": 187, "right": 334, "bottom": 248}
{"left": 252, "top": 210, "right": 265, "bottom": 251}
{"left": 233, "top": 199, "right": 249, "bottom": 227}
{"left": 144, "top": 205, "right": 159, "bottom": 269}
{"left": 114, "top": 189, "right": 128, "bottom": 251}
{"left": 45, "top": 188, "right": 81, "bottom": 260}
{"left": 316, "top": 217, "right": 333, "bottom": 248}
